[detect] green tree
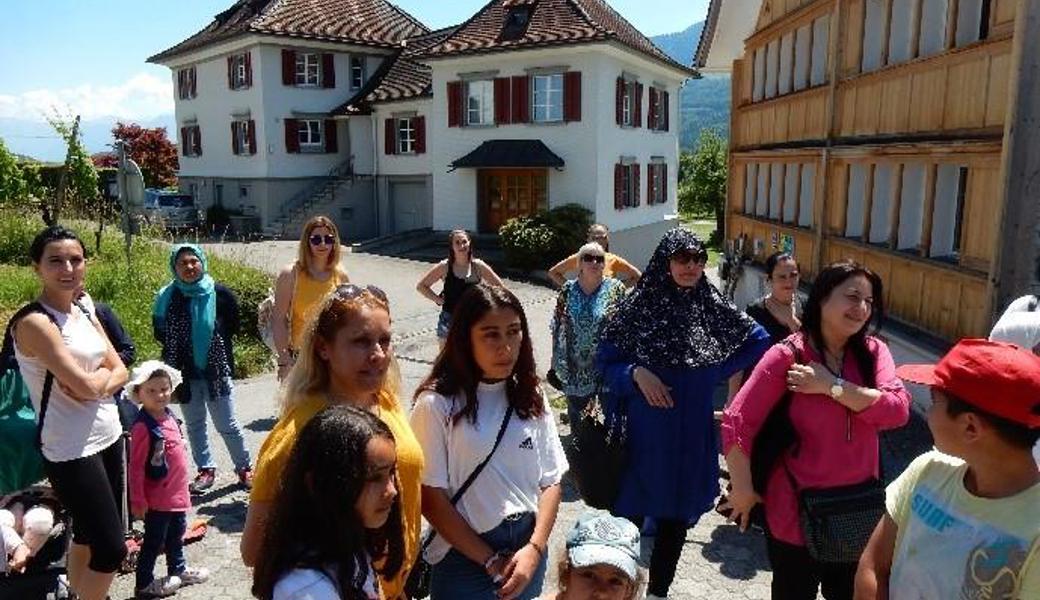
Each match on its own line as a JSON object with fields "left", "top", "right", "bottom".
{"left": 678, "top": 128, "right": 729, "bottom": 236}
{"left": 0, "top": 137, "right": 27, "bottom": 206}
{"left": 46, "top": 113, "right": 99, "bottom": 225}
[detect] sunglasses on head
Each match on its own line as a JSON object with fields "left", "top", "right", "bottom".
{"left": 333, "top": 283, "right": 388, "bottom": 304}
{"left": 671, "top": 251, "right": 707, "bottom": 266}
{"left": 309, "top": 234, "right": 336, "bottom": 246}
{"left": 581, "top": 254, "right": 606, "bottom": 264}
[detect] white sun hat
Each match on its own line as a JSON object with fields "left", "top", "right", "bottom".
{"left": 125, "top": 360, "right": 183, "bottom": 403}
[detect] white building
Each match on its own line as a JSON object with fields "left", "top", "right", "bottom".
{"left": 150, "top": 0, "right": 694, "bottom": 265}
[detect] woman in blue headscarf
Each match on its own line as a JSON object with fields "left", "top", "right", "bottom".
{"left": 153, "top": 244, "right": 252, "bottom": 494}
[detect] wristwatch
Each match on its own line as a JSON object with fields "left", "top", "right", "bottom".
{"left": 830, "top": 377, "right": 845, "bottom": 400}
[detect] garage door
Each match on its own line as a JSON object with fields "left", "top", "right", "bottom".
{"left": 390, "top": 182, "right": 428, "bottom": 233}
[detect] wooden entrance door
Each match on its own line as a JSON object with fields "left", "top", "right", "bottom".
{"left": 478, "top": 169, "right": 548, "bottom": 232}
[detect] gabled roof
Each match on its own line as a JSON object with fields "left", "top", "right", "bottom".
{"left": 332, "top": 26, "right": 457, "bottom": 115}
{"left": 693, "top": 0, "right": 763, "bottom": 73}
{"left": 417, "top": 0, "right": 696, "bottom": 76}
{"left": 148, "top": 0, "right": 429, "bottom": 63}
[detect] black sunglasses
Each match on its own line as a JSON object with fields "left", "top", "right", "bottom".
{"left": 334, "top": 283, "right": 388, "bottom": 304}
{"left": 309, "top": 234, "right": 336, "bottom": 246}
{"left": 671, "top": 251, "right": 707, "bottom": 266}
{"left": 581, "top": 254, "right": 606, "bottom": 264}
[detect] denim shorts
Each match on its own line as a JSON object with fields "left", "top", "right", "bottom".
{"left": 429, "top": 512, "right": 547, "bottom": 600}
{"left": 436, "top": 310, "right": 452, "bottom": 339}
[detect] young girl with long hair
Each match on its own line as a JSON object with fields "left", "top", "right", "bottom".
{"left": 243, "top": 285, "right": 423, "bottom": 600}
{"left": 252, "top": 405, "right": 404, "bottom": 600}
{"left": 410, "top": 283, "right": 568, "bottom": 600}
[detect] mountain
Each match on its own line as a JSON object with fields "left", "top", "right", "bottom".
{"left": 650, "top": 22, "right": 732, "bottom": 150}
{"left": 0, "top": 114, "right": 177, "bottom": 162}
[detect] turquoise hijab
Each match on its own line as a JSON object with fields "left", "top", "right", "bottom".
{"left": 153, "top": 243, "right": 217, "bottom": 371}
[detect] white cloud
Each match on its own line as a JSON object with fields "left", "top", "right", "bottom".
{"left": 0, "top": 72, "right": 173, "bottom": 122}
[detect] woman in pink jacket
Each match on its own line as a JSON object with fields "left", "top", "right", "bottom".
{"left": 719, "top": 261, "right": 910, "bottom": 600}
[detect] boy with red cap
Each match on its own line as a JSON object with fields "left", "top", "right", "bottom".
{"left": 854, "top": 339, "right": 1040, "bottom": 599}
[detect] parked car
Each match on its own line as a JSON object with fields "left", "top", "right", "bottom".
{"left": 143, "top": 189, "right": 204, "bottom": 230}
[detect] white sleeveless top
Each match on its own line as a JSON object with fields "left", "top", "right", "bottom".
{"left": 13, "top": 301, "right": 121, "bottom": 462}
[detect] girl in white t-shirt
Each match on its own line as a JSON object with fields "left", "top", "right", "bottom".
{"left": 410, "top": 283, "right": 568, "bottom": 600}
{"left": 251, "top": 405, "right": 403, "bottom": 600}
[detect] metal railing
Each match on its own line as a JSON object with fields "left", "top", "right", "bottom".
{"left": 274, "top": 156, "right": 355, "bottom": 224}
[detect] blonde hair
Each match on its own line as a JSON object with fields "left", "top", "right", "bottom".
{"left": 279, "top": 290, "right": 400, "bottom": 417}
{"left": 553, "top": 552, "right": 645, "bottom": 600}
{"left": 296, "top": 216, "right": 349, "bottom": 278}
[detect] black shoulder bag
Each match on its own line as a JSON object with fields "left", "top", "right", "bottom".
{"left": 405, "top": 405, "right": 514, "bottom": 599}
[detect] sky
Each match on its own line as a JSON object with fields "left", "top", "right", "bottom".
{"left": 0, "top": 0, "right": 709, "bottom": 123}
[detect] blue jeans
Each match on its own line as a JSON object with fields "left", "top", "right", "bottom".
{"left": 436, "top": 310, "right": 452, "bottom": 339}
{"left": 180, "top": 379, "right": 251, "bottom": 471}
{"left": 430, "top": 513, "right": 547, "bottom": 600}
{"left": 136, "top": 510, "right": 187, "bottom": 590}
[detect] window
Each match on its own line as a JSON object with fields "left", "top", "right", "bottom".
{"left": 295, "top": 52, "right": 320, "bottom": 86}
{"left": 622, "top": 81, "right": 633, "bottom": 125}
{"left": 846, "top": 164, "right": 869, "bottom": 238}
{"left": 810, "top": 16, "right": 829, "bottom": 86}
{"left": 298, "top": 120, "right": 323, "bottom": 148}
{"left": 756, "top": 164, "right": 769, "bottom": 217}
{"left": 783, "top": 164, "right": 799, "bottom": 223}
{"left": 859, "top": 0, "right": 988, "bottom": 71}
{"left": 231, "top": 120, "right": 254, "bottom": 155}
{"left": 798, "top": 164, "right": 815, "bottom": 227}
{"left": 749, "top": 15, "right": 827, "bottom": 104}
{"left": 615, "top": 163, "right": 640, "bottom": 209}
{"left": 862, "top": 0, "right": 886, "bottom": 73}
{"left": 769, "top": 163, "right": 784, "bottom": 219}
{"left": 229, "top": 52, "right": 250, "bottom": 90}
{"left": 919, "top": 0, "right": 949, "bottom": 57}
{"left": 765, "top": 40, "right": 779, "bottom": 99}
{"left": 868, "top": 164, "right": 895, "bottom": 244}
{"left": 793, "top": 25, "right": 811, "bottom": 92}
{"left": 466, "top": 80, "right": 494, "bottom": 125}
{"left": 752, "top": 48, "right": 765, "bottom": 102}
{"left": 744, "top": 164, "right": 758, "bottom": 214}
{"left": 532, "top": 74, "right": 563, "bottom": 123}
{"left": 779, "top": 32, "right": 794, "bottom": 96}
{"left": 350, "top": 56, "right": 365, "bottom": 89}
{"left": 501, "top": 6, "right": 533, "bottom": 41}
{"left": 181, "top": 125, "right": 201, "bottom": 157}
{"left": 177, "top": 67, "right": 196, "bottom": 100}
{"left": 649, "top": 87, "right": 668, "bottom": 131}
{"left": 931, "top": 165, "right": 968, "bottom": 257}
{"left": 897, "top": 164, "right": 927, "bottom": 251}
{"left": 648, "top": 163, "right": 667, "bottom": 205}
{"left": 888, "top": 0, "right": 915, "bottom": 64}
{"left": 397, "top": 117, "right": 415, "bottom": 154}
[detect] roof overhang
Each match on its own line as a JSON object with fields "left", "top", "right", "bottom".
{"left": 449, "top": 140, "right": 564, "bottom": 171}
{"left": 694, "top": 0, "right": 764, "bottom": 73}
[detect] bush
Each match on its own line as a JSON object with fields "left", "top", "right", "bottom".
{"left": 0, "top": 211, "right": 272, "bottom": 377}
{"left": 499, "top": 203, "right": 593, "bottom": 271}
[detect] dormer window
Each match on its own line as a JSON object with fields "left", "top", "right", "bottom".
{"left": 500, "top": 6, "right": 532, "bottom": 41}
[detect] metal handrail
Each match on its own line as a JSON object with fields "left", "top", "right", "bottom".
{"left": 276, "top": 156, "right": 354, "bottom": 222}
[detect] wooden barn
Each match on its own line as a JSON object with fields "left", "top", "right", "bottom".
{"left": 696, "top": 0, "right": 1040, "bottom": 343}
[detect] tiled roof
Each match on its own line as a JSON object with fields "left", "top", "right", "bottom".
{"left": 417, "top": 0, "right": 696, "bottom": 76}
{"left": 332, "top": 27, "right": 456, "bottom": 115}
{"left": 148, "top": 0, "right": 429, "bottom": 63}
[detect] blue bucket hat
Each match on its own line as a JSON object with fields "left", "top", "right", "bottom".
{"left": 565, "top": 511, "right": 642, "bottom": 580}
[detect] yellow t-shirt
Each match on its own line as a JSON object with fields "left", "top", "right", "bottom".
{"left": 251, "top": 392, "right": 424, "bottom": 600}
{"left": 289, "top": 269, "right": 348, "bottom": 349}
{"left": 559, "top": 252, "right": 633, "bottom": 280}
{"left": 886, "top": 451, "right": 1040, "bottom": 599}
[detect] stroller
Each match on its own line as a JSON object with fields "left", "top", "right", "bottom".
{"left": 0, "top": 486, "right": 71, "bottom": 600}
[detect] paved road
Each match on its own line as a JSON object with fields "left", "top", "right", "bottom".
{"left": 108, "top": 241, "right": 926, "bottom": 599}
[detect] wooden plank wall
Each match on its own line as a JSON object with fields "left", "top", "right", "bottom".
{"left": 733, "top": 88, "right": 830, "bottom": 147}
{"left": 729, "top": 214, "right": 819, "bottom": 280}
{"left": 756, "top": 0, "right": 828, "bottom": 31}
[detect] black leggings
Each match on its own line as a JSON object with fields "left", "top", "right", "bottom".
{"left": 647, "top": 518, "right": 688, "bottom": 597}
{"left": 766, "top": 536, "right": 857, "bottom": 600}
{"left": 43, "top": 440, "right": 127, "bottom": 573}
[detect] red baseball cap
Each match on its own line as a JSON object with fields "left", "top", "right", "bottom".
{"left": 896, "top": 338, "right": 1040, "bottom": 428}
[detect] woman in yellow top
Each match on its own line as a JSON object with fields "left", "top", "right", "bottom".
{"left": 272, "top": 215, "right": 350, "bottom": 380}
{"left": 547, "top": 224, "right": 641, "bottom": 288}
{"left": 241, "top": 284, "right": 424, "bottom": 600}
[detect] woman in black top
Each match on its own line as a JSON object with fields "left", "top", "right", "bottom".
{"left": 416, "top": 229, "right": 505, "bottom": 347}
{"left": 745, "top": 252, "right": 802, "bottom": 345}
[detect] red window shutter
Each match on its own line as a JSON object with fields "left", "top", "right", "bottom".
{"left": 648, "top": 87, "right": 658, "bottom": 130}
{"left": 282, "top": 50, "right": 295, "bottom": 85}
{"left": 230, "top": 122, "right": 239, "bottom": 154}
{"left": 634, "top": 84, "right": 643, "bottom": 128}
{"left": 322, "top": 53, "right": 335, "bottom": 88}
{"left": 384, "top": 118, "right": 396, "bottom": 155}
{"left": 662, "top": 163, "right": 668, "bottom": 204}
{"left": 663, "top": 91, "right": 670, "bottom": 131}
{"left": 647, "top": 164, "right": 654, "bottom": 205}
{"left": 511, "top": 76, "right": 530, "bottom": 124}
{"left": 614, "top": 164, "right": 624, "bottom": 209}
{"left": 633, "top": 164, "right": 641, "bottom": 206}
{"left": 180, "top": 127, "right": 188, "bottom": 156}
{"left": 324, "top": 119, "right": 338, "bottom": 153}
{"left": 190, "top": 67, "right": 197, "bottom": 98}
{"left": 414, "top": 116, "right": 426, "bottom": 154}
{"left": 615, "top": 78, "right": 624, "bottom": 125}
{"left": 564, "top": 71, "right": 581, "bottom": 122}
{"left": 494, "top": 77, "right": 511, "bottom": 124}
{"left": 177, "top": 70, "right": 184, "bottom": 99}
{"left": 285, "top": 119, "right": 299, "bottom": 153}
{"left": 244, "top": 52, "right": 253, "bottom": 87}
{"left": 227, "top": 56, "right": 234, "bottom": 89}
{"left": 447, "top": 81, "right": 462, "bottom": 127}
{"left": 247, "top": 120, "right": 257, "bottom": 154}
{"left": 193, "top": 126, "right": 202, "bottom": 156}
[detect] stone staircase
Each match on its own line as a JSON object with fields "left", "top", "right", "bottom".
{"left": 262, "top": 159, "right": 359, "bottom": 239}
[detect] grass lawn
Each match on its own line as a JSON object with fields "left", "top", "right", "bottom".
{"left": 681, "top": 215, "right": 722, "bottom": 267}
{"left": 0, "top": 212, "right": 273, "bottom": 378}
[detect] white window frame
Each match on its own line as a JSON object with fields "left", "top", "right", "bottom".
{"left": 231, "top": 53, "right": 248, "bottom": 89}
{"left": 466, "top": 79, "right": 495, "bottom": 126}
{"left": 295, "top": 52, "right": 320, "bottom": 87}
{"left": 532, "top": 73, "right": 564, "bottom": 123}
{"left": 178, "top": 67, "right": 195, "bottom": 100}
{"left": 350, "top": 56, "right": 365, "bottom": 90}
{"left": 232, "top": 119, "right": 251, "bottom": 156}
{"left": 298, "top": 119, "right": 323, "bottom": 149}
{"left": 621, "top": 80, "right": 634, "bottom": 126}
{"left": 396, "top": 117, "right": 415, "bottom": 154}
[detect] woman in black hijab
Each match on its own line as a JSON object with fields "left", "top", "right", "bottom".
{"left": 597, "top": 228, "right": 770, "bottom": 599}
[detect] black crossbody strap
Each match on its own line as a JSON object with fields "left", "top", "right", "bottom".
{"left": 422, "top": 404, "right": 514, "bottom": 551}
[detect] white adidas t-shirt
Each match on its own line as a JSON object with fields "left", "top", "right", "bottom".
{"left": 409, "top": 380, "right": 568, "bottom": 564}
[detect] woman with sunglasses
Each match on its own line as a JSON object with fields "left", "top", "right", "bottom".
{"left": 597, "top": 228, "right": 770, "bottom": 600}
{"left": 241, "top": 284, "right": 424, "bottom": 600}
{"left": 550, "top": 242, "right": 627, "bottom": 427}
{"left": 416, "top": 229, "right": 505, "bottom": 347}
{"left": 271, "top": 216, "right": 350, "bottom": 380}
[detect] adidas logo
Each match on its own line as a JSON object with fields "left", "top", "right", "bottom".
{"left": 519, "top": 437, "right": 534, "bottom": 450}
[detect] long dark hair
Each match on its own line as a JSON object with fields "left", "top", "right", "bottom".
{"left": 800, "top": 261, "right": 884, "bottom": 387}
{"left": 252, "top": 406, "right": 404, "bottom": 600}
{"left": 447, "top": 229, "right": 473, "bottom": 265}
{"left": 416, "top": 283, "right": 543, "bottom": 424}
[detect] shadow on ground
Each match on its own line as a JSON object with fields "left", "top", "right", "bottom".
{"left": 244, "top": 417, "right": 277, "bottom": 433}
{"left": 699, "top": 524, "right": 773, "bottom": 580}
{"left": 197, "top": 498, "right": 247, "bottom": 535}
